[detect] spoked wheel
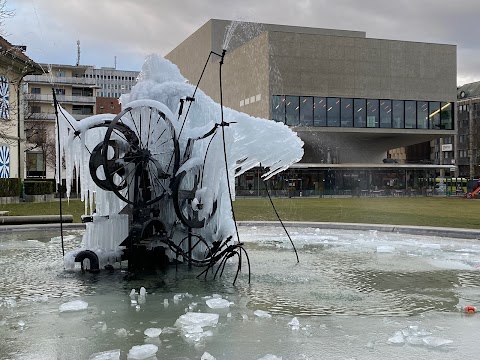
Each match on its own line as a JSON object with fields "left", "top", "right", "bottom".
{"left": 89, "top": 122, "right": 135, "bottom": 192}
{"left": 172, "top": 169, "right": 205, "bottom": 228}
{"left": 102, "top": 100, "right": 180, "bottom": 206}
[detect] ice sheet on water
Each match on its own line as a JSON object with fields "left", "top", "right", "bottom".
{"left": 389, "top": 325, "right": 452, "bottom": 349}
{"left": 114, "top": 328, "right": 128, "bottom": 337}
{"left": 201, "top": 352, "right": 216, "bottom": 360}
{"left": 288, "top": 317, "right": 300, "bottom": 330}
{"left": 88, "top": 349, "right": 121, "bottom": 360}
{"left": 59, "top": 300, "right": 88, "bottom": 312}
{"left": 174, "top": 312, "right": 219, "bottom": 329}
{"left": 206, "top": 298, "right": 231, "bottom": 309}
{"left": 387, "top": 331, "right": 405, "bottom": 345}
{"left": 254, "top": 310, "right": 272, "bottom": 319}
{"left": 377, "top": 245, "right": 395, "bottom": 253}
{"left": 144, "top": 328, "right": 162, "bottom": 338}
{"left": 127, "top": 344, "right": 158, "bottom": 359}
{"left": 257, "top": 355, "right": 282, "bottom": 360}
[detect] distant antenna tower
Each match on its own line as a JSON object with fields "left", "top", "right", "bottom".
{"left": 114, "top": 55, "right": 117, "bottom": 69}
{"left": 76, "top": 40, "right": 81, "bottom": 66}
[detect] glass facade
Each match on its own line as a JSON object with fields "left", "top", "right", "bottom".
{"left": 272, "top": 95, "right": 454, "bottom": 130}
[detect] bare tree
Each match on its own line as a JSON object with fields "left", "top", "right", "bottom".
{"left": 0, "top": 0, "right": 13, "bottom": 36}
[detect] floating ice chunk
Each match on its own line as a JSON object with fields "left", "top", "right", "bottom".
{"left": 377, "top": 245, "right": 395, "bottom": 253}
{"left": 288, "top": 317, "right": 300, "bottom": 330}
{"left": 212, "top": 294, "right": 222, "bottom": 299}
{"left": 89, "top": 349, "right": 121, "bottom": 360}
{"left": 185, "top": 329, "right": 213, "bottom": 342}
{"left": 1, "top": 298, "right": 17, "bottom": 308}
{"left": 254, "top": 310, "right": 272, "bottom": 319}
{"left": 32, "top": 294, "right": 49, "bottom": 302}
{"left": 161, "top": 327, "right": 177, "bottom": 334}
{"left": 163, "top": 299, "right": 169, "bottom": 307}
{"left": 387, "top": 331, "right": 404, "bottom": 345}
{"left": 183, "top": 325, "right": 204, "bottom": 334}
{"left": 201, "top": 352, "right": 216, "bottom": 360}
{"left": 257, "top": 355, "right": 282, "bottom": 360}
{"left": 206, "top": 298, "right": 231, "bottom": 309}
{"left": 139, "top": 287, "right": 147, "bottom": 297}
{"left": 18, "top": 320, "right": 25, "bottom": 327}
{"left": 59, "top": 300, "right": 88, "bottom": 312}
{"left": 127, "top": 344, "right": 158, "bottom": 359}
{"left": 422, "top": 336, "right": 453, "bottom": 348}
{"left": 405, "top": 336, "right": 424, "bottom": 346}
{"left": 144, "top": 328, "right": 162, "bottom": 338}
{"left": 175, "top": 312, "right": 219, "bottom": 329}
{"left": 115, "top": 328, "right": 128, "bottom": 337}
{"left": 130, "top": 289, "right": 137, "bottom": 298}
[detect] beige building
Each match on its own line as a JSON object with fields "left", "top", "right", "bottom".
{"left": 166, "top": 19, "right": 457, "bottom": 194}
{"left": 24, "top": 64, "right": 97, "bottom": 178}
{"left": 0, "top": 37, "right": 42, "bottom": 180}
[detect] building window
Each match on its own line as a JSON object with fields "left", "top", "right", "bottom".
{"left": 340, "top": 98, "right": 353, "bottom": 127}
{"left": 271, "top": 95, "right": 453, "bottom": 131}
{"left": 26, "top": 152, "right": 45, "bottom": 177}
{"left": 429, "top": 101, "right": 440, "bottom": 129}
{"left": 392, "top": 100, "right": 404, "bottom": 128}
{"left": 354, "top": 99, "right": 366, "bottom": 127}
{"left": 313, "top": 97, "right": 326, "bottom": 126}
{"left": 380, "top": 100, "right": 392, "bottom": 128}
{"left": 300, "top": 96, "right": 313, "bottom": 126}
{"left": 405, "top": 101, "right": 416, "bottom": 128}
{"left": 29, "top": 105, "right": 41, "bottom": 113}
{"left": 440, "top": 102, "right": 453, "bottom": 129}
{"left": 271, "top": 95, "right": 285, "bottom": 122}
{"left": 55, "top": 88, "right": 65, "bottom": 95}
{"left": 285, "top": 96, "right": 299, "bottom": 126}
{"left": 417, "top": 101, "right": 428, "bottom": 129}
{"left": 367, "top": 99, "right": 379, "bottom": 127}
{"left": 327, "top": 97, "right": 340, "bottom": 127}
{"left": 30, "top": 87, "right": 41, "bottom": 94}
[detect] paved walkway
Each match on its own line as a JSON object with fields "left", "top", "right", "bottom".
{"left": 1, "top": 221, "right": 480, "bottom": 239}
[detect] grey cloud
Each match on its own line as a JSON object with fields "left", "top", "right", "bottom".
{"left": 7, "top": 0, "right": 480, "bottom": 84}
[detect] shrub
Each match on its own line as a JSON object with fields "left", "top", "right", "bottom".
{"left": 24, "top": 180, "right": 55, "bottom": 195}
{"left": 0, "top": 178, "right": 22, "bottom": 197}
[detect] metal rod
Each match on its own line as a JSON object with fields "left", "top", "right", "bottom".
{"left": 52, "top": 88, "right": 65, "bottom": 259}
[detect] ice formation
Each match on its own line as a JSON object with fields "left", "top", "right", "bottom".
{"left": 127, "top": 344, "right": 158, "bottom": 359}
{"left": 56, "top": 53, "right": 303, "bottom": 270}
{"left": 205, "top": 298, "right": 231, "bottom": 309}
{"left": 59, "top": 299, "right": 88, "bottom": 312}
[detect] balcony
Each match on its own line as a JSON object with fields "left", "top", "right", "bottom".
{"left": 26, "top": 75, "right": 97, "bottom": 87}
{"left": 25, "top": 112, "right": 56, "bottom": 121}
{"left": 25, "top": 93, "right": 96, "bottom": 104}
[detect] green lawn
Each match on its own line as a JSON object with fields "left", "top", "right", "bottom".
{"left": 0, "top": 197, "right": 478, "bottom": 229}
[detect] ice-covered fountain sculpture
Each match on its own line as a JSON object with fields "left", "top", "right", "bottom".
{"left": 56, "top": 51, "right": 303, "bottom": 280}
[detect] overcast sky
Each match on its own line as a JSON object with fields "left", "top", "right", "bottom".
{"left": 6, "top": 0, "right": 480, "bottom": 85}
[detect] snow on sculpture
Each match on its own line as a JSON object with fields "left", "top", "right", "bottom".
{"left": 57, "top": 53, "right": 303, "bottom": 280}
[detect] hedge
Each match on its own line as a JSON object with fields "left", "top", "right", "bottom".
{"left": 0, "top": 178, "right": 21, "bottom": 197}
{"left": 24, "top": 180, "right": 55, "bottom": 195}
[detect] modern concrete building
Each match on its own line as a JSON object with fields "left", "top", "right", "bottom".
{"left": 0, "top": 37, "right": 42, "bottom": 180}
{"left": 84, "top": 67, "right": 138, "bottom": 98}
{"left": 166, "top": 19, "right": 457, "bottom": 195}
